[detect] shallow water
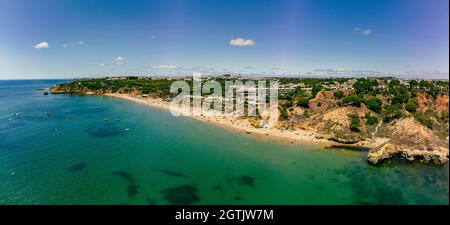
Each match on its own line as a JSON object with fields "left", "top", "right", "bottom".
{"left": 0, "top": 80, "right": 448, "bottom": 205}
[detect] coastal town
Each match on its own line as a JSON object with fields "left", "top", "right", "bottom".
{"left": 50, "top": 75, "right": 449, "bottom": 165}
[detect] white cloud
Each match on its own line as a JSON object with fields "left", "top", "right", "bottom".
{"left": 151, "top": 34, "right": 157, "bottom": 39}
{"left": 151, "top": 64, "right": 177, "bottom": 69}
{"left": 77, "top": 41, "right": 84, "bottom": 45}
{"left": 99, "top": 63, "right": 106, "bottom": 67}
{"left": 354, "top": 27, "right": 372, "bottom": 36}
{"left": 34, "top": 42, "right": 49, "bottom": 49}
{"left": 361, "top": 29, "right": 372, "bottom": 36}
{"left": 62, "top": 43, "right": 68, "bottom": 48}
{"left": 115, "top": 56, "right": 124, "bottom": 65}
{"left": 230, "top": 38, "right": 255, "bottom": 46}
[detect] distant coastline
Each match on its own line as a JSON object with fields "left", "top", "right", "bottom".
{"left": 50, "top": 76, "right": 450, "bottom": 165}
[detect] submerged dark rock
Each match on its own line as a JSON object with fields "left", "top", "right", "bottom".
{"left": 66, "top": 163, "right": 87, "bottom": 172}
{"left": 161, "top": 185, "right": 200, "bottom": 205}
{"left": 227, "top": 175, "right": 256, "bottom": 186}
{"left": 161, "top": 170, "right": 189, "bottom": 178}
{"left": 111, "top": 171, "right": 135, "bottom": 183}
{"left": 127, "top": 184, "right": 139, "bottom": 198}
{"left": 238, "top": 176, "right": 255, "bottom": 186}
{"left": 146, "top": 198, "right": 157, "bottom": 205}
{"left": 86, "top": 123, "right": 122, "bottom": 138}
{"left": 212, "top": 185, "right": 224, "bottom": 192}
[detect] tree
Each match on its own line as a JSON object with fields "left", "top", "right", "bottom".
{"left": 405, "top": 102, "right": 418, "bottom": 113}
{"left": 333, "top": 90, "right": 344, "bottom": 99}
{"left": 366, "top": 115, "right": 379, "bottom": 125}
{"left": 365, "top": 98, "right": 382, "bottom": 113}
{"left": 342, "top": 94, "right": 364, "bottom": 107}
{"left": 311, "top": 85, "right": 323, "bottom": 97}
{"left": 297, "top": 97, "right": 310, "bottom": 108}
{"left": 409, "top": 80, "right": 418, "bottom": 88}
{"left": 353, "top": 78, "right": 379, "bottom": 94}
{"left": 419, "top": 80, "right": 431, "bottom": 89}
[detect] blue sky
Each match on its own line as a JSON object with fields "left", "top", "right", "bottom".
{"left": 0, "top": 0, "right": 448, "bottom": 79}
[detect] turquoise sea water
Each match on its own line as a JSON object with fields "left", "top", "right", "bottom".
{"left": 0, "top": 80, "right": 448, "bottom": 205}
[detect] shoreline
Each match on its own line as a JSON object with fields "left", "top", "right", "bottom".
{"left": 105, "top": 93, "right": 386, "bottom": 149}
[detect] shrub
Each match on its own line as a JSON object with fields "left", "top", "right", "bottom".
{"left": 284, "top": 100, "right": 294, "bottom": 108}
{"left": 333, "top": 91, "right": 344, "bottom": 99}
{"left": 414, "top": 113, "right": 433, "bottom": 129}
{"left": 365, "top": 98, "right": 382, "bottom": 113}
{"left": 342, "top": 94, "right": 364, "bottom": 107}
{"left": 297, "top": 97, "right": 310, "bottom": 108}
{"left": 405, "top": 102, "right": 418, "bottom": 113}
{"left": 349, "top": 114, "right": 360, "bottom": 132}
{"left": 383, "top": 110, "right": 403, "bottom": 123}
{"left": 311, "top": 85, "right": 323, "bottom": 97}
{"left": 279, "top": 107, "right": 289, "bottom": 120}
{"left": 366, "top": 115, "right": 379, "bottom": 125}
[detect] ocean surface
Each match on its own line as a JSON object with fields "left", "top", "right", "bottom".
{"left": 0, "top": 80, "right": 448, "bottom": 205}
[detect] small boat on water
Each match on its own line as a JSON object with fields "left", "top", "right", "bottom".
{"left": 10, "top": 172, "right": 15, "bottom": 176}
{"left": 15, "top": 112, "right": 21, "bottom": 117}
{"left": 43, "top": 91, "right": 48, "bottom": 95}
{"left": 124, "top": 128, "right": 130, "bottom": 131}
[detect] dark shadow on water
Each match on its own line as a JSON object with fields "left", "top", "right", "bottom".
{"left": 127, "top": 184, "right": 139, "bottom": 198}
{"left": 325, "top": 145, "right": 371, "bottom": 151}
{"left": 111, "top": 171, "right": 135, "bottom": 183}
{"left": 333, "top": 159, "right": 449, "bottom": 204}
{"left": 85, "top": 123, "right": 122, "bottom": 138}
{"left": 111, "top": 171, "right": 141, "bottom": 198}
{"left": 161, "top": 185, "right": 200, "bottom": 205}
{"left": 212, "top": 185, "right": 224, "bottom": 192}
{"left": 68, "top": 107, "right": 106, "bottom": 118}
{"left": 234, "top": 196, "right": 243, "bottom": 201}
{"left": 228, "top": 175, "right": 255, "bottom": 186}
{"left": 146, "top": 198, "right": 157, "bottom": 205}
{"left": 160, "top": 170, "right": 189, "bottom": 178}
{"left": 66, "top": 163, "right": 87, "bottom": 172}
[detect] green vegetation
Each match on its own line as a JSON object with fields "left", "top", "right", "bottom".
{"left": 365, "top": 97, "right": 382, "bottom": 113}
{"left": 342, "top": 94, "right": 364, "bottom": 107}
{"left": 414, "top": 113, "right": 433, "bottom": 129}
{"left": 405, "top": 101, "right": 418, "bottom": 113}
{"left": 353, "top": 78, "right": 379, "bottom": 95}
{"left": 349, "top": 114, "right": 361, "bottom": 132}
{"left": 311, "top": 85, "right": 323, "bottom": 97}
{"left": 279, "top": 107, "right": 289, "bottom": 120}
{"left": 365, "top": 113, "right": 379, "bottom": 125}
{"left": 297, "top": 97, "right": 310, "bottom": 108}
{"left": 382, "top": 104, "right": 403, "bottom": 123}
{"left": 333, "top": 90, "right": 344, "bottom": 99}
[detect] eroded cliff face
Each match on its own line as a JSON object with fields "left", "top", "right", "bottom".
{"left": 435, "top": 94, "right": 449, "bottom": 115}
{"left": 308, "top": 90, "right": 337, "bottom": 113}
{"left": 415, "top": 93, "right": 449, "bottom": 115}
{"left": 308, "top": 106, "right": 369, "bottom": 144}
{"left": 368, "top": 117, "right": 449, "bottom": 164}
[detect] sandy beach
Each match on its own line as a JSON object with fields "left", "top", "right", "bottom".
{"left": 106, "top": 93, "right": 387, "bottom": 149}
